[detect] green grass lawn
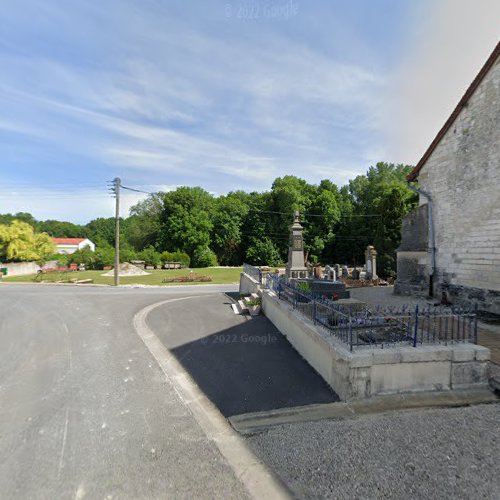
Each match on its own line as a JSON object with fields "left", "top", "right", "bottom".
{"left": 2, "top": 267, "right": 243, "bottom": 286}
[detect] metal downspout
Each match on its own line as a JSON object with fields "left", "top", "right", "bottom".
{"left": 408, "top": 185, "right": 436, "bottom": 297}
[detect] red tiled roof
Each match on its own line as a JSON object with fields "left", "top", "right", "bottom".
{"left": 52, "top": 238, "right": 87, "bottom": 245}
{"left": 407, "top": 41, "right": 500, "bottom": 182}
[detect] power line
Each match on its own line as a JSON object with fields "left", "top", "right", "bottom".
{"left": 246, "top": 208, "right": 380, "bottom": 218}
{"left": 121, "top": 185, "right": 155, "bottom": 195}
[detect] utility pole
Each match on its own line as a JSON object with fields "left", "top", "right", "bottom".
{"left": 113, "top": 177, "right": 121, "bottom": 286}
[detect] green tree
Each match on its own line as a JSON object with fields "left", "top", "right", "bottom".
{"left": 85, "top": 218, "right": 117, "bottom": 247}
{"left": 211, "top": 192, "right": 250, "bottom": 265}
{"left": 333, "top": 162, "right": 417, "bottom": 275}
{"left": 245, "top": 237, "right": 281, "bottom": 266}
{"left": 0, "top": 220, "right": 55, "bottom": 262}
{"left": 304, "top": 180, "right": 342, "bottom": 262}
{"left": 192, "top": 245, "right": 218, "bottom": 267}
{"left": 37, "top": 220, "right": 85, "bottom": 238}
{"left": 127, "top": 193, "right": 165, "bottom": 250}
{"left": 161, "top": 187, "right": 214, "bottom": 259}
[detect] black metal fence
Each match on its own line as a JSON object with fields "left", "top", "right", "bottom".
{"left": 243, "top": 263, "right": 262, "bottom": 284}
{"left": 266, "top": 274, "right": 478, "bottom": 351}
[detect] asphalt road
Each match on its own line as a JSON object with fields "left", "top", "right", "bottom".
{"left": 0, "top": 284, "right": 254, "bottom": 499}
{"left": 146, "top": 293, "right": 337, "bottom": 417}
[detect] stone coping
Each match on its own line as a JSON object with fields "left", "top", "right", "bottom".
{"left": 264, "top": 289, "right": 490, "bottom": 367}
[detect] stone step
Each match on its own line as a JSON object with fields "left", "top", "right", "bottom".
{"left": 238, "top": 299, "right": 249, "bottom": 313}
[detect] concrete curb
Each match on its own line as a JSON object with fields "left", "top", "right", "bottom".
{"left": 229, "top": 388, "right": 499, "bottom": 435}
{"left": 133, "top": 296, "right": 291, "bottom": 500}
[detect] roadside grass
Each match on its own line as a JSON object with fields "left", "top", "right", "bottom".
{"left": 2, "top": 267, "right": 243, "bottom": 286}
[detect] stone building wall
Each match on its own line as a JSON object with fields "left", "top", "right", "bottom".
{"left": 400, "top": 55, "right": 500, "bottom": 313}
{"left": 394, "top": 204, "right": 429, "bottom": 296}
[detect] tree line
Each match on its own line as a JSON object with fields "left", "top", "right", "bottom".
{"left": 0, "top": 162, "right": 417, "bottom": 277}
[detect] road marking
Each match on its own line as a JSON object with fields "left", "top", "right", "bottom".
{"left": 58, "top": 408, "right": 70, "bottom": 478}
{"left": 133, "top": 296, "right": 291, "bottom": 500}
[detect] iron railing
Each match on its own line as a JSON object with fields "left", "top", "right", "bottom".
{"left": 266, "top": 274, "right": 478, "bottom": 351}
{"left": 243, "top": 263, "right": 262, "bottom": 284}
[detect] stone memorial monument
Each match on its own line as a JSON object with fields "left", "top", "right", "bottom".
{"left": 285, "top": 210, "right": 308, "bottom": 280}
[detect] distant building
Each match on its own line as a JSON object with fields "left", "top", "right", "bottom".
{"left": 52, "top": 238, "right": 95, "bottom": 254}
{"left": 395, "top": 42, "right": 500, "bottom": 314}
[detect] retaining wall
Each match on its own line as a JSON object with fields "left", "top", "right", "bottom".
{"left": 239, "top": 272, "right": 261, "bottom": 295}
{"left": 0, "top": 261, "right": 59, "bottom": 277}
{"left": 262, "top": 289, "right": 490, "bottom": 400}
{"left": 1, "top": 261, "right": 40, "bottom": 277}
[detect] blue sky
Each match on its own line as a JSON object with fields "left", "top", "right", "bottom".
{"left": 0, "top": 0, "right": 498, "bottom": 222}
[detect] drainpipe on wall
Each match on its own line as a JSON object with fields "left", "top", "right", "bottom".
{"left": 408, "top": 185, "right": 436, "bottom": 297}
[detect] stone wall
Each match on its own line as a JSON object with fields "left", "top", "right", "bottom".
{"left": 0, "top": 260, "right": 58, "bottom": 277}
{"left": 0, "top": 261, "right": 41, "bottom": 277}
{"left": 262, "top": 289, "right": 491, "bottom": 400}
{"left": 398, "top": 55, "right": 500, "bottom": 313}
{"left": 395, "top": 204, "right": 430, "bottom": 296}
{"left": 239, "top": 272, "right": 261, "bottom": 295}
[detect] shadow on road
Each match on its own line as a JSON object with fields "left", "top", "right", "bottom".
{"left": 169, "top": 313, "right": 338, "bottom": 417}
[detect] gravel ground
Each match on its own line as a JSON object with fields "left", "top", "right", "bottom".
{"left": 247, "top": 404, "right": 500, "bottom": 499}
{"left": 349, "top": 286, "right": 433, "bottom": 308}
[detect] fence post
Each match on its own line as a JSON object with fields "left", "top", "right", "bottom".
{"left": 313, "top": 299, "right": 317, "bottom": 325}
{"left": 473, "top": 302, "right": 478, "bottom": 344}
{"left": 413, "top": 304, "right": 419, "bottom": 347}
{"left": 349, "top": 320, "right": 353, "bottom": 352}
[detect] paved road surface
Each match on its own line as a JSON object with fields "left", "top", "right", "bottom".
{"left": 0, "top": 284, "right": 334, "bottom": 499}
{"left": 0, "top": 284, "right": 253, "bottom": 499}
{"left": 147, "top": 293, "right": 337, "bottom": 417}
{"left": 3, "top": 284, "right": 498, "bottom": 499}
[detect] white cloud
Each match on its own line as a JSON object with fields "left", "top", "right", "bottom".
{"left": 0, "top": 0, "right": 394, "bottom": 223}
{"left": 0, "top": 185, "right": 176, "bottom": 223}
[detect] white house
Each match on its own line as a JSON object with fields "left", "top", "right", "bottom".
{"left": 52, "top": 238, "right": 95, "bottom": 254}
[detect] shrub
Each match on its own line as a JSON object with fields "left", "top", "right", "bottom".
{"left": 160, "top": 250, "right": 190, "bottom": 267}
{"left": 69, "top": 247, "right": 96, "bottom": 268}
{"left": 138, "top": 246, "right": 161, "bottom": 267}
{"left": 192, "top": 245, "right": 218, "bottom": 267}
{"left": 160, "top": 250, "right": 174, "bottom": 262}
{"left": 94, "top": 247, "right": 115, "bottom": 269}
{"left": 171, "top": 250, "right": 190, "bottom": 267}
{"left": 120, "top": 246, "right": 138, "bottom": 263}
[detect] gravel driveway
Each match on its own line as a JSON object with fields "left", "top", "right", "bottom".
{"left": 247, "top": 403, "right": 500, "bottom": 499}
